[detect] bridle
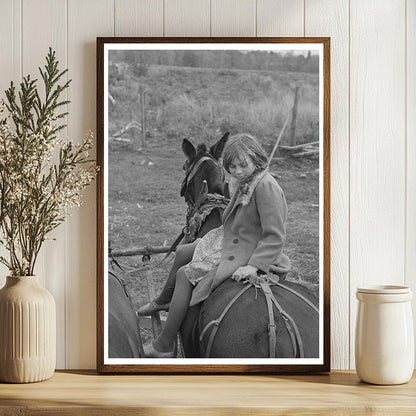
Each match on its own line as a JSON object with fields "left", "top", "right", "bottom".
{"left": 180, "top": 154, "right": 224, "bottom": 203}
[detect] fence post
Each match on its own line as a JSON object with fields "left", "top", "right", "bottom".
{"left": 289, "top": 86, "right": 300, "bottom": 147}
{"left": 140, "top": 86, "right": 146, "bottom": 151}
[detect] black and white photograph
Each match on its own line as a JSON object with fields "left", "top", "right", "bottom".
{"left": 97, "top": 38, "right": 330, "bottom": 373}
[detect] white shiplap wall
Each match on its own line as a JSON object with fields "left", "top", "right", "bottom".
{"left": 0, "top": 0, "right": 414, "bottom": 370}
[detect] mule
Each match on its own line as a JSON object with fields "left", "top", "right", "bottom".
{"left": 181, "top": 278, "right": 319, "bottom": 358}
{"left": 180, "top": 132, "right": 229, "bottom": 242}
{"left": 108, "top": 271, "right": 143, "bottom": 358}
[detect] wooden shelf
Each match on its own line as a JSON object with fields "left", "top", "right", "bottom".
{"left": 0, "top": 370, "right": 415, "bottom": 415}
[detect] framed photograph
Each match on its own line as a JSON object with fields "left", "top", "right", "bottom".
{"left": 97, "top": 37, "right": 330, "bottom": 373}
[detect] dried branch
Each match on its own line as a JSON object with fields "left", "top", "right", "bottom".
{"left": 0, "top": 49, "right": 97, "bottom": 276}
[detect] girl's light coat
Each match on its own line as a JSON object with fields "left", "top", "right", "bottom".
{"left": 190, "top": 171, "right": 290, "bottom": 306}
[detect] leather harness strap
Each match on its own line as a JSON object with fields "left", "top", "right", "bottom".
{"left": 184, "top": 156, "right": 213, "bottom": 191}
{"left": 268, "top": 289, "right": 301, "bottom": 358}
{"left": 162, "top": 230, "right": 185, "bottom": 261}
{"left": 259, "top": 282, "right": 277, "bottom": 358}
{"left": 199, "top": 280, "right": 315, "bottom": 359}
{"left": 109, "top": 270, "right": 129, "bottom": 298}
{"left": 276, "top": 282, "right": 319, "bottom": 314}
{"left": 199, "top": 284, "right": 252, "bottom": 358}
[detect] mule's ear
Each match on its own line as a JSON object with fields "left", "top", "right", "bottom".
{"left": 210, "top": 132, "right": 230, "bottom": 160}
{"left": 182, "top": 139, "right": 196, "bottom": 159}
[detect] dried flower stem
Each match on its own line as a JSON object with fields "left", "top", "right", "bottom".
{"left": 0, "top": 48, "right": 96, "bottom": 276}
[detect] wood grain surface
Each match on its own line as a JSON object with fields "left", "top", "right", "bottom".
{"left": 349, "top": 0, "right": 406, "bottom": 369}
{"left": 305, "top": 0, "right": 349, "bottom": 371}
{"left": 0, "top": 371, "right": 415, "bottom": 415}
{"left": 211, "top": 0, "right": 256, "bottom": 37}
{"left": 0, "top": 0, "right": 21, "bottom": 296}
{"left": 257, "top": 0, "right": 304, "bottom": 37}
{"left": 165, "top": 0, "right": 210, "bottom": 37}
{"left": 115, "top": 0, "right": 163, "bottom": 37}
{"left": 406, "top": 0, "right": 416, "bottom": 367}
{"left": 67, "top": 0, "right": 114, "bottom": 370}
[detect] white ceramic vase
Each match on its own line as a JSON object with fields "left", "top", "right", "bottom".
{"left": 0, "top": 276, "right": 56, "bottom": 383}
{"left": 355, "top": 285, "right": 414, "bottom": 385}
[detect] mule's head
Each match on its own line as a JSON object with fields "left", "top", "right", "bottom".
{"left": 180, "top": 133, "right": 229, "bottom": 204}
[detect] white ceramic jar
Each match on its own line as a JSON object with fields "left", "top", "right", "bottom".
{"left": 355, "top": 285, "right": 414, "bottom": 385}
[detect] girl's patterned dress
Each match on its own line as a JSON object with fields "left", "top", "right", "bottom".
{"left": 183, "top": 225, "right": 224, "bottom": 285}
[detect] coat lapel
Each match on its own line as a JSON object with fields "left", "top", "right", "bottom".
{"left": 222, "top": 170, "right": 268, "bottom": 224}
{"left": 222, "top": 191, "right": 240, "bottom": 224}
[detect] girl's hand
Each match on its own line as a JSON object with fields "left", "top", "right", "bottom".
{"left": 232, "top": 265, "right": 258, "bottom": 282}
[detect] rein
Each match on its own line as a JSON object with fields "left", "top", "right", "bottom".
{"left": 199, "top": 279, "right": 318, "bottom": 358}
{"left": 109, "top": 270, "right": 129, "bottom": 298}
{"left": 199, "top": 284, "right": 252, "bottom": 357}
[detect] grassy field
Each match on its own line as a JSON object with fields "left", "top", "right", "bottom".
{"left": 109, "top": 64, "right": 319, "bottom": 145}
{"left": 108, "top": 63, "right": 320, "bottom": 320}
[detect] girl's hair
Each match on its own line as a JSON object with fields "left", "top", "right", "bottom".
{"left": 222, "top": 133, "right": 268, "bottom": 173}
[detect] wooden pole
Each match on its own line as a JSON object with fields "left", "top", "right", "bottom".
{"left": 289, "top": 86, "right": 300, "bottom": 146}
{"left": 267, "top": 111, "right": 291, "bottom": 167}
{"left": 111, "top": 245, "right": 172, "bottom": 257}
{"left": 141, "top": 87, "right": 146, "bottom": 150}
{"left": 142, "top": 257, "right": 162, "bottom": 337}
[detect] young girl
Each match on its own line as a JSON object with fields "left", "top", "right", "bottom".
{"left": 143, "top": 133, "right": 290, "bottom": 358}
